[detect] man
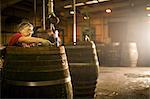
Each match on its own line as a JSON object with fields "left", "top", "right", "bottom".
{"left": 8, "top": 22, "right": 53, "bottom": 47}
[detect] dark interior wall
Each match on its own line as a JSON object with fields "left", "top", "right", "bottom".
{"left": 108, "top": 22, "right": 127, "bottom": 42}
{"left": 1, "top": 0, "right": 43, "bottom": 32}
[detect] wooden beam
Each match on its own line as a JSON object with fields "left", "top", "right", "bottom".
{"left": 80, "top": 0, "right": 147, "bottom": 14}
{"left": 11, "top": 6, "right": 31, "bottom": 12}
{"left": 80, "top": 1, "right": 130, "bottom": 14}
{"left": 1, "top": 0, "right": 23, "bottom": 9}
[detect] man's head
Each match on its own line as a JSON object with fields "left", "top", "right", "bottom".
{"left": 18, "top": 22, "right": 33, "bottom": 37}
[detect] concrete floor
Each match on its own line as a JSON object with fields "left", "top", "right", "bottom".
{"left": 95, "top": 67, "right": 150, "bottom": 99}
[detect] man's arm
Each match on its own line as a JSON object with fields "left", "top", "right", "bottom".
{"left": 18, "top": 36, "right": 53, "bottom": 46}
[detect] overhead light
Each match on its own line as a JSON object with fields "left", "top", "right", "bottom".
{"left": 64, "top": 5, "right": 72, "bottom": 8}
{"left": 75, "top": 3, "right": 85, "bottom": 7}
{"left": 147, "top": 13, "right": 150, "bottom": 17}
{"left": 83, "top": 16, "right": 90, "bottom": 20}
{"left": 146, "top": 6, "right": 150, "bottom": 11}
{"left": 64, "top": 0, "right": 109, "bottom": 8}
{"left": 105, "top": 8, "right": 112, "bottom": 13}
{"left": 98, "top": 0, "right": 110, "bottom": 2}
{"left": 70, "top": 11, "right": 74, "bottom": 14}
{"left": 86, "top": 0, "right": 98, "bottom": 5}
{"left": 64, "top": 3, "right": 85, "bottom": 8}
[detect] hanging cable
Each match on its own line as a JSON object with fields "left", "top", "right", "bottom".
{"left": 34, "top": 0, "right": 37, "bottom": 26}
{"left": 47, "top": 0, "right": 59, "bottom": 31}
{"left": 47, "top": 0, "right": 60, "bottom": 47}
{"left": 43, "top": 0, "right": 46, "bottom": 30}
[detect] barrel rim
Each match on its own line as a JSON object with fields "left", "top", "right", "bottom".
{"left": 4, "top": 76, "right": 71, "bottom": 86}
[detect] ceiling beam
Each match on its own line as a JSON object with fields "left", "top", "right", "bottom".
{"left": 1, "top": 0, "right": 23, "bottom": 10}
{"left": 11, "top": 6, "right": 31, "bottom": 12}
{"left": 80, "top": 0, "right": 147, "bottom": 14}
{"left": 80, "top": 1, "right": 130, "bottom": 14}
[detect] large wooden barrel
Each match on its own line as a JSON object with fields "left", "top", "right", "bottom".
{"left": 65, "top": 41, "right": 99, "bottom": 98}
{"left": 1, "top": 46, "right": 73, "bottom": 98}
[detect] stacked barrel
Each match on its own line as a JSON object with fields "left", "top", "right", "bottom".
{"left": 96, "top": 42, "right": 139, "bottom": 67}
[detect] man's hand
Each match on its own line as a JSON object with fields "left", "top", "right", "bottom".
{"left": 42, "top": 40, "right": 54, "bottom": 46}
{"left": 48, "top": 41, "right": 55, "bottom": 46}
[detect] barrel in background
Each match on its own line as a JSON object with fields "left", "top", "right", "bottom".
{"left": 65, "top": 41, "right": 99, "bottom": 98}
{"left": 120, "top": 42, "right": 138, "bottom": 67}
{"left": 96, "top": 43, "right": 105, "bottom": 65}
{"left": 96, "top": 42, "right": 121, "bottom": 66}
{"left": 2, "top": 46, "right": 73, "bottom": 99}
{"left": 128, "top": 43, "right": 138, "bottom": 67}
{"left": 96, "top": 42, "right": 139, "bottom": 67}
{"left": 137, "top": 42, "right": 150, "bottom": 66}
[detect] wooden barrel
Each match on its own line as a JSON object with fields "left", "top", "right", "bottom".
{"left": 95, "top": 43, "right": 105, "bottom": 65}
{"left": 120, "top": 42, "right": 138, "bottom": 67}
{"left": 1, "top": 46, "right": 73, "bottom": 99}
{"left": 65, "top": 41, "right": 99, "bottom": 98}
{"left": 128, "top": 43, "right": 138, "bottom": 67}
{"left": 0, "top": 46, "right": 6, "bottom": 89}
{"left": 96, "top": 43, "right": 121, "bottom": 66}
{"left": 104, "top": 42, "right": 121, "bottom": 66}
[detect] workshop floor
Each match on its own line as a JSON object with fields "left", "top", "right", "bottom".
{"left": 95, "top": 67, "right": 150, "bottom": 99}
